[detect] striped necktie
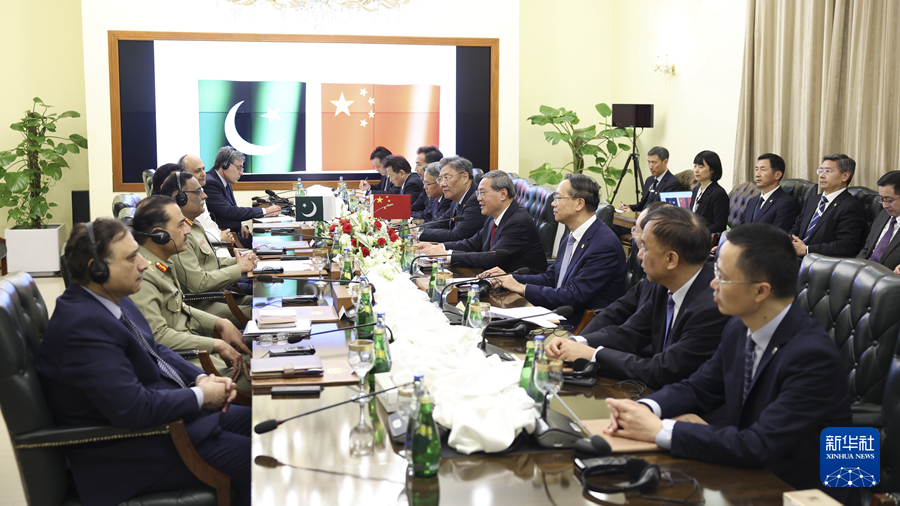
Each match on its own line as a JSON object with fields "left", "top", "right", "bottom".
{"left": 555, "top": 235, "right": 577, "bottom": 288}
{"left": 120, "top": 312, "right": 187, "bottom": 388}
{"left": 803, "top": 195, "right": 829, "bottom": 242}
{"left": 742, "top": 331, "right": 756, "bottom": 403}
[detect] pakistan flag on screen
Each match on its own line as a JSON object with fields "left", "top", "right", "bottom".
{"left": 199, "top": 80, "right": 306, "bottom": 174}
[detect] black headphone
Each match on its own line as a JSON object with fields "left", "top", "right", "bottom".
{"left": 133, "top": 229, "right": 172, "bottom": 245}
{"left": 85, "top": 222, "right": 110, "bottom": 284}
{"left": 216, "top": 146, "right": 235, "bottom": 171}
{"left": 174, "top": 172, "right": 188, "bottom": 206}
{"left": 576, "top": 456, "right": 661, "bottom": 495}
{"left": 565, "top": 358, "right": 597, "bottom": 380}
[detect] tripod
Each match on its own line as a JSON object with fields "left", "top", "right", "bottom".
{"left": 610, "top": 128, "right": 644, "bottom": 204}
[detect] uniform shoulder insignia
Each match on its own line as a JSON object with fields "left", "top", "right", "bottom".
{"left": 155, "top": 262, "right": 168, "bottom": 273}
{"left": 185, "top": 218, "right": 194, "bottom": 227}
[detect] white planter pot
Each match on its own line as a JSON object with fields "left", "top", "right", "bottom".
{"left": 6, "top": 224, "right": 66, "bottom": 276}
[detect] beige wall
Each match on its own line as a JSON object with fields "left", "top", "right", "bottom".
{"left": 80, "top": 0, "right": 520, "bottom": 221}
{"left": 0, "top": 0, "right": 89, "bottom": 238}
{"left": 519, "top": 0, "right": 746, "bottom": 200}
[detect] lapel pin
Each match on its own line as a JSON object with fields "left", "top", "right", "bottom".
{"left": 581, "top": 244, "right": 585, "bottom": 249}
{"left": 772, "top": 347, "right": 778, "bottom": 355}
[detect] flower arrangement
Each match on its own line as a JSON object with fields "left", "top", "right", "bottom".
{"left": 328, "top": 208, "right": 406, "bottom": 277}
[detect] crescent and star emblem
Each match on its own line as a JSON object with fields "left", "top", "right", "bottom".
{"left": 224, "top": 101, "right": 284, "bottom": 156}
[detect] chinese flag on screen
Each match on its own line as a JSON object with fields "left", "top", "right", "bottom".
{"left": 321, "top": 84, "right": 440, "bottom": 171}
{"left": 372, "top": 194, "right": 412, "bottom": 220}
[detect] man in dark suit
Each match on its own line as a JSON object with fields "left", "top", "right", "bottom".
{"left": 35, "top": 219, "right": 250, "bottom": 506}
{"left": 605, "top": 223, "right": 852, "bottom": 503}
{"left": 480, "top": 174, "right": 626, "bottom": 325}
{"left": 546, "top": 206, "right": 731, "bottom": 390}
{"left": 412, "top": 161, "right": 453, "bottom": 222}
{"left": 619, "top": 146, "right": 681, "bottom": 212}
{"left": 418, "top": 156, "right": 488, "bottom": 242}
{"left": 412, "top": 146, "right": 444, "bottom": 213}
{"left": 359, "top": 146, "right": 396, "bottom": 193}
{"left": 374, "top": 155, "right": 424, "bottom": 208}
{"left": 417, "top": 170, "right": 547, "bottom": 274}
{"left": 789, "top": 153, "right": 866, "bottom": 257}
{"left": 858, "top": 170, "right": 900, "bottom": 271}
{"left": 204, "top": 146, "right": 281, "bottom": 248}
{"left": 739, "top": 153, "right": 798, "bottom": 232}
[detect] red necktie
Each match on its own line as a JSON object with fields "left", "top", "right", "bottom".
{"left": 489, "top": 222, "right": 497, "bottom": 247}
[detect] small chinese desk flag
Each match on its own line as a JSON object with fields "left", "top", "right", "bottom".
{"left": 372, "top": 194, "right": 412, "bottom": 219}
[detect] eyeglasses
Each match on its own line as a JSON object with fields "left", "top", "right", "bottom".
{"left": 816, "top": 168, "right": 836, "bottom": 175}
{"left": 713, "top": 262, "right": 760, "bottom": 285}
{"left": 184, "top": 188, "right": 205, "bottom": 196}
{"left": 423, "top": 181, "right": 438, "bottom": 187}
{"left": 227, "top": 163, "right": 245, "bottom": 173}
{"left": 553, "top": 196, "right": 577, "bottom": 203}
{"left": 437, "top": 171, "right": 465, "bottom": 183}
{"left": 877, "top": 195, "right": 898, "bottom": 205}
{"left": 475, "top": 190, "right": 494, "bottom": 198}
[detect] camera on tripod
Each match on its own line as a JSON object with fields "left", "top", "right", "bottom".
{"left": 610, "top": 104, "right": 654, "bottom": 203}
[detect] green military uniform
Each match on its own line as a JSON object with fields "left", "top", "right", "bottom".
{"left": 131, "top": 246, "right": 251, "bottom": 394}
{"left": 172, "top": 219, "right": 250, "bottom": 324}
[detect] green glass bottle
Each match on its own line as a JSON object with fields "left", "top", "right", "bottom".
{"left": 426, "top": 259, "right": 439, "bottom": 298}
{"left": 462, "top": 284, "right": 479, "bottom": 327}
{"left": 519, "top": 339, "right": 535, "bottom": 389}
{"left": 526, "top": 336, "right": 545, "bottom": 404}
{"left": 372, "top": 312, "right": 392, "bottom": 372}
{"left": 356, "top": 277, "right": 375, "bottom": 339}
{"left": 340, "top": 247, "right": 353, "bottom": 285}
{"left": 411, "top": 394, "right": 441, "bottom": 478}
{"left": 368, "top": 397, "right": 386, "bottom": 447}
{"left": 407, "top": 475, "right": 440, "bottom": 506}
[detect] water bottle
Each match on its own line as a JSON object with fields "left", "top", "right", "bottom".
{"left": 340, "top": 247, "right": 353, "bottom": 285}
{"left": 527, "top": 336, "right": 546, "bottom": 404}
{"left": 462, "top": 284, "right": 480, "bottom": 327}
{"left": 411, "top": 394, "right": 441, "bottom": 478}
{"left": 356, "top": 276, "right": 374, "bottom": 339}
{"left": 405, "top": 374, "right": 426, "bottom": 469}
{"left": 519, "top": 339, "right": 535, "bottom": 389}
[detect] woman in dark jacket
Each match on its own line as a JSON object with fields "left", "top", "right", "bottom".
{"left": 690, "top": 150, "right": 729, "bottom": 234}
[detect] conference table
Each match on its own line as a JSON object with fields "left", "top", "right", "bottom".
{"left": 248, "top": 234, "right": 791, "bottom": 505}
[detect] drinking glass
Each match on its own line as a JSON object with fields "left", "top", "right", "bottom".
{"left": 467, "top": 302, "right": 491, "bottom": 333}
{"left": 312, "top": 248, "right": 329, "bottom": 275}
{"left": 315, "top": 280, "right": 328, "bottom": 305}
{"left": 257, "top": 333, "right": 275, "bottom": 346}
{"left": 433, "top": 271, "right": 453, "bottom": 306}
{"left": 394, "top": 383, "right": 415, "bottom": 458}
{"left": 534, "top": 358, "right": 564, "bottom": 418}
{"left": 348, "top": 340, "right": 375, "bottom": 403}
{"left": 409, "top": 219, "right": 425, "bottom": 244}
{"left": 349, "top": 403, "right": 374, "bottom": 457}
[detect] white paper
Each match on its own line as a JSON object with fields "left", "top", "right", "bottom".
{"left": 245, "top": 318, "right": 312, "bottom": 336}
{"left": 253, "top": 216, "right": 294, "bottom": 223}
{"left": 489, "top": 306, "right": 565, "bottom": 328}
{"left": 257, "top": 260, "right": 313, "bottom": 273}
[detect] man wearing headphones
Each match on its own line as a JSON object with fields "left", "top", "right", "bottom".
{"left": 35, "top": 218, "right": 250, "bottom": 506}
{"left": 129, "top": 195, "right": 252, "bottom": 394}
{"left": 605, "top": 224, "right": 852, "bottom": 503}
{"left": 178, "top": 154, "right": 235, "bottom": 254}
{"left": 204, "top": 146, "right": 282, "bottom": 248}
{"left": 160, "top": 172, "right": 256, "bottom": 324}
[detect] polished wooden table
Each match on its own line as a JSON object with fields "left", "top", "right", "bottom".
{"left": 613, "top": 211, "right": 639, "bottom": 229}
{"left": 250, "top": 267, "right": 792, "bottom": 505}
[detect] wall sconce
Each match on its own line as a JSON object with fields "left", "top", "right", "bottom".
{"left": 655, "top": 54, "right": 675, "bottom": 77}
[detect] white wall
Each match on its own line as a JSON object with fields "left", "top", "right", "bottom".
{"left": 80, "top": 0, "right": 520, "bottom": 220}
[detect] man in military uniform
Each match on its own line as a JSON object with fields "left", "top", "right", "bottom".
{"left": 130, "top": 195, "right": 252, "bottom": 394}
{"left": 160, "top": 172, "right": 256, "bottom": 324}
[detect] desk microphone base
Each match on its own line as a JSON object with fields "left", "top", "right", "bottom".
{"left": 478, "top": 342, "right": 515, "bottom": 362}
{"left": 532, "top": 408, "right": 585, "bottom": 449}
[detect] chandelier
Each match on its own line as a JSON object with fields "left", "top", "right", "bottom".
{"left": 224, "top": 0, "right": 411, "bottom": 12}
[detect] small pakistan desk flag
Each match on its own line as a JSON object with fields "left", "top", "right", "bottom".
{"left": 295, "top": 196, "right": 325, "bottom": 221}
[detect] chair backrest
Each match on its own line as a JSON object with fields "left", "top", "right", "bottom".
{"left": 595, "top": 203, "right": 615, "bottom": 228}
{"left": 142, "top": 169, "right": 156, "bottom": 197}
{"left": 0, "top": 272, "right": 68, "bottom": 506}
{"left": 512, "top": 178, "right": 530, "bottom": 207}
{"left": 523, "top": 186, "right": 558, "bottom": 257}
{"left": 623, "top": 236, "right": 644, "bottom": 290}
{"left": 117, "top": 207, "right": 137, "bottom": 227}
{"left": 112, "top": 193, "right": 142, "bottom": 218}
{"left": 878, "top": 324, "right": 900, "bottom": 492}
{"left": 674, "top": 170, "right": 696, "bottom": 191}
{"left": 727, "top": 181, "right": 760, "bottom": 229}
{"left": 471, "top": 168, "right": 484, "bottom": 189}
{"left": 848, "top": 186, "right": 882, "bottom": 242}
{"left": 797, "top": 254, "right": 900, "bottom": 415}
{"left": 780, "top": 178, "right": 818, "bottom": 217}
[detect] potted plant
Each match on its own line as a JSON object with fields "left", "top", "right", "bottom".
{"left": 0, "top": 97, "right": 87, "bottom": 274}
{"left": 527, "top": 103, "right": 633, "bottom": 200}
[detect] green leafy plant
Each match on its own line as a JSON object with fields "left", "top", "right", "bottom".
{"left": 527, "top": 103, "right": 633, "bottom": 199}
{"left": 0, "top": 97, "right": 87, "bottom": 229}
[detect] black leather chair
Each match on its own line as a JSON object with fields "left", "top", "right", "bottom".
{"left": 142, "top": 169, "right": 156, "bottom": 197}
{"left": 512, "top": 177, "right": 530, "bottom": 207}
{"left": 623, "top": 236, "right": 645, "bottom": 290}
{"left": 0, "top": 272, "right": 226, "bottom": 506}
{"left": 595, "top": 203, "right": 615, "bottom": 228}
{"left": 112, "top": 193, "right": 142, "bottom": 218}
{"left": 797, "top": 254, "right": 900, "bottom": 427}
{"left": 472, "top": 168, "right": 484, "bottom": 188}
{"left": 727, "top": 181, "right": 759, "bottom": 229}
{"left": 876, "top": 323, "right": 900, "bottom": 493}
{"left": 521, "top": 186, "right": 559, "bottom": 258}
{"left": 848, "top": 186, "right": 882, "bottom": 243}
{"left": 780, "top": 178, "right": 818, "bottom": 218}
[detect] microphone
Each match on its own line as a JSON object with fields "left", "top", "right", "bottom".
{"left": 408, "top": 249, "right": 509, "bottom": 275}
{"left": 208, "top": 241, "right": 227, "bottom": 247}
{"left": 396, "top": 215, "right": 467, "bottom": 232}
{"left": 439, "top": 267, "right": 530, "bottom": 311}
{"left": 255, "top": 384, "right": 402, "bottom": 434}
{"left": 286, "top": 321, "right": 382, "bottom": 343}
{"left": 256, "top": 275, "right": 284, "bottom": 283}
{"left": 479, "top": 306, "right": 573, "bottom": 360}
{"left": 264, "top": 189, "right": 294, "bottom": 207}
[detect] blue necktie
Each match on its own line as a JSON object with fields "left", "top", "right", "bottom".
{"left": 742, "top": 331, "right": 756, "bottom": 403}
{"left": 120, "top": 313, "right": 187, "bottom": 388}
{"left": 752, "top": 196, "right": 764, "bottom": 221}
{"left": 555, "top": 235, "right": 577, "bottom": 288}
{"left": 803, "top": 195, "right": 829, "bottom": 242}
{"left": 870, "top": 217, "right": 897, "bottom": 263}
{"left": 662, "top": 293, "right": 675, "bottom": 349}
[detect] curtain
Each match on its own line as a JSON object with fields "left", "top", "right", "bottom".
{"left": 734, "top": 0, "right": 900, "bottom": 188}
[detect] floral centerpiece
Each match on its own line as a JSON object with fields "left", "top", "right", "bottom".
{"left": 328, "top": 208, "right": 407, "bottom": 279}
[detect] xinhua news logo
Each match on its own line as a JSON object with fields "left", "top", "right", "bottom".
{"left": 820, "top": 427, "right": 879, "bottom": 487}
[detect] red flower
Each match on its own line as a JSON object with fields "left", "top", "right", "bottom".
{"left": 377, "top": 237, "right": 386, "bottom": 246}
{"left": 361, "top": 247, "right": 370, "bottom": 257}
{"left": 342, "top": 223, "right": 353, "bottom": 234}
{"left": 351, "top": 238, "right": 358, "bottom": 247}
{"left": 389, "top": 235, "right": 398, "bottom": 243}
{"left": 374, "top": 220, "right": 382, "bottom": 229}
{"left": 329, "top": 224, "right": 336, "bottom": 233}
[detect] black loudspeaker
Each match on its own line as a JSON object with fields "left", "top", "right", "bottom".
{"left": 612, "top": 104, "right": 654, "bottom": 128}
{"left": 72, "top": 190, "right": 90, "bottom": 225}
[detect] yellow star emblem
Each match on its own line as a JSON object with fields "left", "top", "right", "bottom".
{"left": 376, "top": 197, "right": 384, "bottom": 203}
